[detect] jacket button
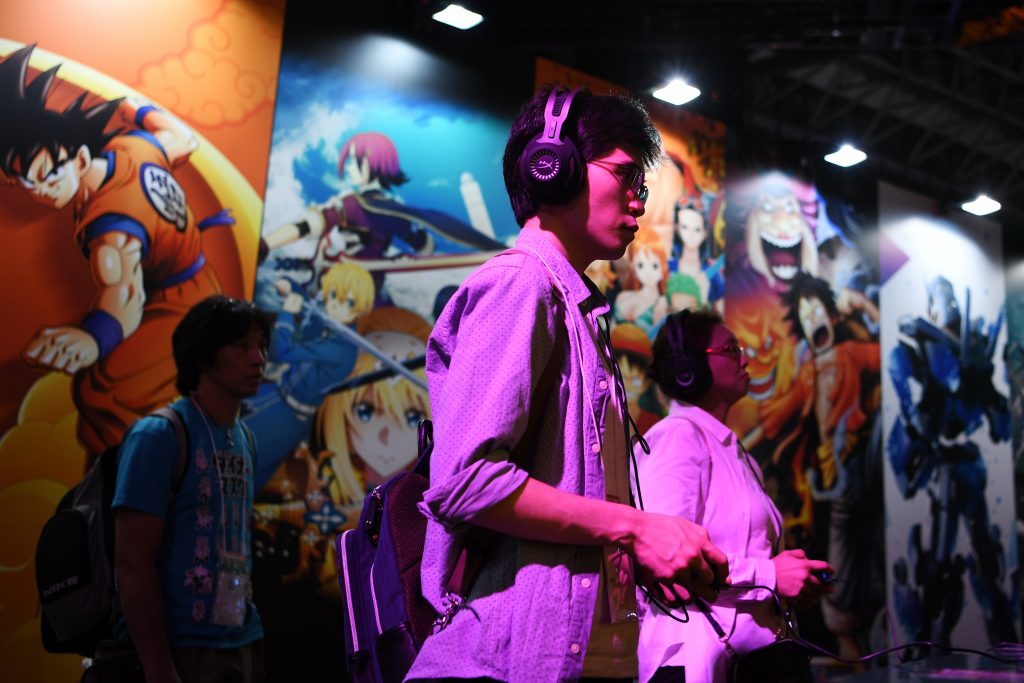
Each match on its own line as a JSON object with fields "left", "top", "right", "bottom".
{"left": 570, "top": 643, "right": 581, "bottom": 655}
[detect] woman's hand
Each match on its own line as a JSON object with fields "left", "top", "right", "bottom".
{"left": 772, "top": 548, "right": 834, "bottom": 607}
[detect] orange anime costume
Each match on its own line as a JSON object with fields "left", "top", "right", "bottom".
{"left": 759, "top": 339, "right": 880, "bottom": 487}
{"left": 72, "top": 132, "right": 225, "bottom": 456}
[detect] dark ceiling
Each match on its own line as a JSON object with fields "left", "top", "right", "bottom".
{"left": 305, "top": 0, "right": 1024, "bottom": 225}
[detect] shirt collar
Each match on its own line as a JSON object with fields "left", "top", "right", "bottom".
{"left": 667, "top": 400, "right": 736, "bottom": 447}
{"left": 514, "top": 228, "right": 605, "bottom": 311}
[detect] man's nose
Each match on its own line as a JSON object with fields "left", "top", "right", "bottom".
{"left": 627, "top": 194, "right": 645, "bottom": 217}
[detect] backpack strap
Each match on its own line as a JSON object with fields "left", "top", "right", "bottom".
{"left": 150, "top": 405, "right": 190, "bottom": 493}
{"left": 238, "top": 420, "right": 257, "bottom": 471}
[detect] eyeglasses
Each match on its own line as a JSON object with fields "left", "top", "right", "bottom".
{"left": 589, "top": 159, "right": 648, "bottom": 204}
{"left": 705, "top": 342, "right": 745, "bottom": 360}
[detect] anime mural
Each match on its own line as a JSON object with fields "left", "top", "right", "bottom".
{"left": 723, "top": 171, "right": 884, "bottom": 658}
{"left": 879, "top": 182, "right": 1018, "bottom": 650}
{"left": 249, "top": 40, "right": 517, "bottom": 677}
{"left": 0, "top": 2, "right": 285, "bottom": 679}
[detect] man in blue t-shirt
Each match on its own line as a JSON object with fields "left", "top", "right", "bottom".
{"left": 114, "top": 296, "right": 271, "bottom": 683}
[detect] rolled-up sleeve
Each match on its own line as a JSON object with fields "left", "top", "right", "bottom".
{"left": 419, "top": 256, "right": 559, "bottom": 528}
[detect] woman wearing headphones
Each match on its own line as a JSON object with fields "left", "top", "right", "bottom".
{"left": 634, "top": 310, "right": 833, "bottom": 683}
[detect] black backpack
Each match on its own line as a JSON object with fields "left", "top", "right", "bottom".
{"left": 35, "top": 406, "right": 189, "bottom": 656}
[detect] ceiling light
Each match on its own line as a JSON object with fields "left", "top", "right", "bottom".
{"left": 824, "top": 144, "right": 866, "bottom": 167}
{"left": 652, "top": 79, "right": 700, "bottom": 106}
{"left": 432, "top": 4, "right": 483, "bottom": 30}
{"left": 961, "top": 194, "right": 1001, "bottom": 216}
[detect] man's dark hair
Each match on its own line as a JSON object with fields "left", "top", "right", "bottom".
{"left": 648, "top": 309, "right": 722, "bottom": 402}
{"left": 502, "top": 84, "right": 662, "bottom": 226}
{"left": 172, "top": 296, "right": 272, "bottom": 395}
{"left": 781, "top": 272, "right": 839, "bottom": 342}
{"left": 0, "top": 44, "right": 122, "bottom": 177}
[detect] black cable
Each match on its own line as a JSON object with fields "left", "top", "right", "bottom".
{"left": 715, "top": 581, "right": 1024, "bottom": 666}
{"left": 596, "top": 314, "right": 681, "bottom": 621}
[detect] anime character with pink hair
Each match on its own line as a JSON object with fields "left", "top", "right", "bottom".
{"left": 262, "top": 131, "right": 503, "bottom": 287}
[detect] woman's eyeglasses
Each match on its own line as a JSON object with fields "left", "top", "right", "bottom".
{"left": 705, "top": 343, "right": 745, "bottom": 360}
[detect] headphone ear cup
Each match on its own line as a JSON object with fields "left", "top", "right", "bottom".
{"left": 671, "top": 356, "right": 712, "bottom": 400}
{"left": 520, "top": 136, "right": 583, "bottom": 205}
{"left": 519, "top": 88, "right": 585, "bottom": 206}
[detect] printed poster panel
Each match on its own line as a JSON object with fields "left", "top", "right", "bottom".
{"left": 251, "top": 36, "right": 518, "bottom": 677}
{"left": 0, "top": 2, "right": 285, "bottom": 678}
{"left": 879, "top": 181, "right": 1017, "bottom": 649}
{"left": 723, "top": 170, "right": 884, "bottom": 657}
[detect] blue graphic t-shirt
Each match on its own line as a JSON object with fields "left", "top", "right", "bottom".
{"left": 112, "top": 398, "right": 263, "bottom": 648}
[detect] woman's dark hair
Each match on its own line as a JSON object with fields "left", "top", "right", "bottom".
{"left": 648, "top": 309, "right": 722, "bottom": 403}
{"left": 172, "top": 296, "right": 272, "bottom": 395}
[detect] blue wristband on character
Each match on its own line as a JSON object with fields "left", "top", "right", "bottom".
{"left": 134, "top": 104, "right": 160, "bottom": 129}
{"left": 80, "top": 310, "right": 124, "bottom": 360}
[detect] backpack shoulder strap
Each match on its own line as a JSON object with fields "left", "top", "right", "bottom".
{"left": 150, "top": 405, "right": 190, "bottom": 493}
{"left": 238, "top": 420, "right": 257, "bottom": 470}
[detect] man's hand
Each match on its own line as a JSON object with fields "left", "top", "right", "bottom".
{"left": 772, "top": 548, "right": 833, "bottom": 607}
{"left": 23, "top": 326, "right": 99, "bottom": 373}
{"left": 631, "top": 511, "right": 729, "bottom": 604}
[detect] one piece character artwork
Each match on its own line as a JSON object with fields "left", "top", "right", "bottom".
{"left": 613, "top": 228, "right": 669, "bottom": 338}
{"left": 666, "top": 193, "right": 724, "bottom": 313}
{"left": 755, "top": 272, "right": 883, "bottom": 657}
{"left": 244, "top": 261, "right": 376, "bottom": 484}
{"left": 888, "top": 275, "right": 1017, "bottom": 646}
{"left": 638, "top": 152, "right": 724, "bottom": 313}
{"left": 609, "top": 322, "right": 663, "bottom": 434}
{"left": 726, "top": 173, "right": 819, "bottom": 293}
{"left": 0, "top": 44, "right": 239, "bottom": 457}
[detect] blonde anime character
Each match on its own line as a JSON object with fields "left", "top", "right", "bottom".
{"left": 613, "top": 228, "right": 669, "bottom": 338}
{"left": 246, "top": 261, "right": 376, "bottom": 483}
{"left": 252, "top": 305, "right": 431, "bottom": 589}
{"left": 317, "top": 305, "right": 432, "bottom": 510}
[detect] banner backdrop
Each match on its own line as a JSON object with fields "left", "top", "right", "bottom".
{"left": 879, "top": 181, "right": 1018, "bottom": 649}
{"left": 723, "top": 169, "right": 884, "bottom": 657}
{"left": 251, "top": 34, "right": 519, "bottom": 678}
{"left": 0, "top": 2, "right": 285, "bottom": 679}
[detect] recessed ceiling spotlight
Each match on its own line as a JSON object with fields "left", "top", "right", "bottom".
{"left": 652, "top": 79, "right": 700, "bottom": 106}
{"left": 961, "top": 194, "right": 1001, "bottom": 216}
{"left": 823, "top": 144, "right": 866, "bottom": 167}
{"left": 432, "top": 4, "right": 483, "bottom": 30}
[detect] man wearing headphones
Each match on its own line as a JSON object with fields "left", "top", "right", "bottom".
{"left": 408, "top": 86, "right": 729, "bottom": 682}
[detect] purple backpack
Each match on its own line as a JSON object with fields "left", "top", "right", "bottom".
{"left": 335, "top": 420, "right": 437, "bottom": 683}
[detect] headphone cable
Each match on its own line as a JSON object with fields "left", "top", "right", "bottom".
{"left": 708, "top": 581, "right": 1024, "bottom": 667}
